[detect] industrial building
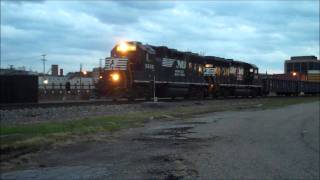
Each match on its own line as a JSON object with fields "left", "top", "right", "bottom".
{"left": 284, "top": 55, "right": 320, "bottom": 81}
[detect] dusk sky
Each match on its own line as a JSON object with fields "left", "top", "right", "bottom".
{"left": 1, "top": 0, "right": 319, "bottom": 74}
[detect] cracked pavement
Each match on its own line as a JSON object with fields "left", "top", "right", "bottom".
{"left": 1, "top": 101, "right": 319, "bottom": 179}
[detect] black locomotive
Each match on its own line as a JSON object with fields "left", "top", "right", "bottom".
{"left": 98, "top": 41, "right": 319, "bottom": 100}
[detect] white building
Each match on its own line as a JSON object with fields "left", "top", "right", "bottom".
{"left": 38, "top": 75, "right": 95, "bottom": 90}
{"left": 68, "top": 77, "right": 95, "bottom": 89}
{"left": 39, "top": 76, "right": 68, "bottom": 89}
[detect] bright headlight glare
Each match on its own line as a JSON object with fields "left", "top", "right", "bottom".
{"left": 111, "top": 73, "right": 120, "bottom": 81}
{"left": 116, "top": 42, "right": 136, "bottom": 52}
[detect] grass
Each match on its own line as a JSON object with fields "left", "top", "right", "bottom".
{"left": 260, "top": 96, "right": 319, "bottom": 109}
{"left": 1, "top": 96, "right": 319, "bottom": 160}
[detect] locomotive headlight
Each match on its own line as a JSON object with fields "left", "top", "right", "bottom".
{"left": 116, "top": 42, "right": 136, "bottom": 52}
{"left": 111, "top": 73, "right": 120, "bottom": 81}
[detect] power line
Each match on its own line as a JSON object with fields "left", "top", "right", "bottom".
{"left": 2, "top": 55, "right": 42, "bottom": 62}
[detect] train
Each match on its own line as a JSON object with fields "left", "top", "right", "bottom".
{"left": 97, "top": 41, "right": 320, "bottom": 100}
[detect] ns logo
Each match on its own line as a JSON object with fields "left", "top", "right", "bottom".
{"left": 175, "top": 60, "right": 186, "bottom": 69}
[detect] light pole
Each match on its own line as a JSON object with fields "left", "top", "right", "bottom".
{"left": 153, "top": 74, "right": 157, "bottom": 102}
{"left": 292, "top": 71, "right": 300, "bottom": 95}
{"left": 80, "top": 64, "right": 82, "bottom": 91}
{"left": 41, "top": 54, "right": 46, "bottom": 74}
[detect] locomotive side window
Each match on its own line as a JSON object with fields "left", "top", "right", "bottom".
{"left": 250, "top": 68, "right": 254, "bottom": 73}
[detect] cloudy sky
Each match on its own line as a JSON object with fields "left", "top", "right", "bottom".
{"left": 1, "top": 0, "right": 319, "bottom": 74}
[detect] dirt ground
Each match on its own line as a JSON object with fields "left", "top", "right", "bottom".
{"left": 1, "top": 101, "right": 319, "bottom": 179}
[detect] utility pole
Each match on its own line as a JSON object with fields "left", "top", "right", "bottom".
{"left": 99, "top": 58, "right": 103, "bottom": 73}
{"left": 80, "top": 63, "right": 82, "bottom": 90}
{"left": 153, "top": 75, "right": 157, "bottom": 102}
{"left": 41, "top": 54, "right": 46, "bottom": 74}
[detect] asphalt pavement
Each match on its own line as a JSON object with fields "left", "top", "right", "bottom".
{"left": 1, "top": 101, "right": 319, "bottom": 179}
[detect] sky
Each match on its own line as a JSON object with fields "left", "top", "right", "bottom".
{"left": 1, "top": 0, "right": 319, "bottom": 74}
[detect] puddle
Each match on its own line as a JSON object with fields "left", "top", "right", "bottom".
{"left": 148, "top": 154, "right": 198, "bottom": 179}
{"left": 133, "top": 124, "right": 221, "bottom": 147}
{"left": 134, "top": 125, "right": 195, "bottom": 142}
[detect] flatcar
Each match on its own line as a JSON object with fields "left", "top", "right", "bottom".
{"left": 99, "top": 41, "right": 265, "bottom": 100}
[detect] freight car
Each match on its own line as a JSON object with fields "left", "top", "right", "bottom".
{"left": 99, "top": 41, "right": 264, "bottom": 100}
{"left": 0, "top": 74, "right": 38, "bottom": 103}
{"left": 262, "top": 77, "right": 320, "bottom": 96}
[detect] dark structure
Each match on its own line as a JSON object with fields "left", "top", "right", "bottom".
{"left": 285, "top": 56, "right": 320, "bottom": 75}
{"left": 0, "top": 75, "right": 38, "bottom": 103}
{"left": 52, "top": 64, "right": 59, "bottom": 76}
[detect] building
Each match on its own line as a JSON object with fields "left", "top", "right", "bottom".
{"left": 51, "top": 64, "right": 59, "bottom": 76}
{"left": 39, "top": 72, "right": 95, "bottom": 90}
{"left": 307, "top": 70, "right": 320, "bottom": 82}
{"left": 285, "top": 56, "right": 320, "bottom": 74}
{"left": 284, "top": 56, "right": 320, "bottom": 81}
{"left": 38, "top": 75, "right": 68, "bottom": 89}
{"left": 68, "top": 77, "right": 94, "bottom": 90}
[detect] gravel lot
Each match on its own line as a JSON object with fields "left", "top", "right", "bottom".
{"left": 0, "top": 98, "right": 263, "bottom": 125}
{"left": 1, "top": 101, "right": 319, "bottom": 179}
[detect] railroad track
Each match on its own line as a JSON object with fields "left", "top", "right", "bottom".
{"left": 0, "top": 95, "right": 315, "bottom": 110}
{"left": 0, "top": 99, "right": 137, "bottom": 110}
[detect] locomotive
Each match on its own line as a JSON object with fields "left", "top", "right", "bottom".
{"left": 99, "top": 41, "right": 265, "bottom": 100}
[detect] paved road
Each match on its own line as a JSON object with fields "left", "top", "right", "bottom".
{"left": 2, "top": 102, "right": 319, "bottom": 179}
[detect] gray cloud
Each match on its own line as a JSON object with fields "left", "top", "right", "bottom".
{"left": 1, "top": 0, "right": 319, "bottom": 73}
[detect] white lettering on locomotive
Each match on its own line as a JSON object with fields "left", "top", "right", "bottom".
{"left": 162, "top": 58, "right": 187, "bottom": 69}
{"left": 174, "top": 69, "right": 185, "bottom": 77}
{"left": 145, "top": 63, "right": 154, "bottom": 70}
{"left": 176, "top": 60, "right": 186, "bottom": 69}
